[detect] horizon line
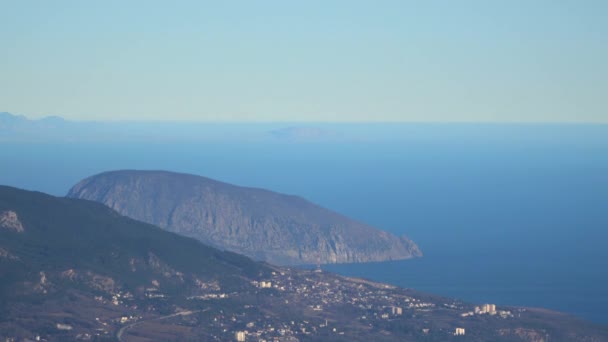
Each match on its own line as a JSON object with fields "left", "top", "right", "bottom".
{"left": 2, "top": 111, "right": 608, "bottom": 126}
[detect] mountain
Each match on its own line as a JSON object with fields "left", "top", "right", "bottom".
{"left": 0, "top": 112, "right": 27, "bottom": 126}
{"left": 0, "top": 112, "right": 77, "bottom": 142}
{"left": 0, "top": 185, "right": 269, "bottom": 297}
{"left": 0, "top": 112, "right": 67, "bottom": 128}
{"left": 0, "top": 185, "right": 270, "bottom": 340}
{"left": 2, "top": 185, "right": 608, "bottom": 341}
{"left": 67, "top": 170, "right": 422, "bottom": 265}
{"left": 0, "top": 112, "right": 278, "bottom": 143}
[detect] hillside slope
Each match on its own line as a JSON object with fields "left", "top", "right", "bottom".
{"left": 68, "top": 170, "right": 421, "bottom": 265}
{"left": 1, "top": 186, "right": 607, "bottom": 341}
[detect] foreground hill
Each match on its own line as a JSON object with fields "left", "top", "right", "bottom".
{"left": 0, "top": 185, "right": 269, "bottom": 340}
{"left": 67, "top": 170, "right": 421, "bottom": 265}
{"left": 1, "top": 186, "right": 608, "bottom": 341}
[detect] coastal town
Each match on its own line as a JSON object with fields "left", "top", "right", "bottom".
{"left": 58, "top": 267, "right": 523, "bottom": 341}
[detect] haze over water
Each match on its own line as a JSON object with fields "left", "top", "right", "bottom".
{"left": 1, "top": 124, "right": 607, "bottom": 324}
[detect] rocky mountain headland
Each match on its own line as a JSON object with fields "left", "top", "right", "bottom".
{"left": 67, "top": 170, "right": 421, "bottom": 265}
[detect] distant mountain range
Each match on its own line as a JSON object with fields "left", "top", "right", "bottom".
{"left": 0, "top": 112, "right": 68, "bottom": 131}
{"left": 67, "top": 170, "right": 422, "bottom": 265}
{"left": 0, "top": 112, "right": 99, "bottom": 142}
{"left": 0, "top": 112, "right": 336, "bottom": 143}
{"left": 4, "top": 111, "right": 608, "bottom": 144}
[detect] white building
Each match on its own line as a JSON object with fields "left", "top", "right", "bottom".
{"left": 259, "top": 281, "right": 272, "bottom": 288}
{"left": 482, "top": 304, "right": 496, "bottom": 314}
{"left": 454, "top": 327, "right": 465, "bottom": 336}
{"left": 476, "top": 303, "right": 497, "bottom": 315}
{"left": 235, "top": 331, "right": 246, "bottom": 341}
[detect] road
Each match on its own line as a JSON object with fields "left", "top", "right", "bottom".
{"left": 117, "top": 308, "right": 208, "bottom": 341}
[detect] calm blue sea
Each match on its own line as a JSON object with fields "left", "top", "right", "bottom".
{"left": 1, "top": 134, "right": 607, "bottom": 324}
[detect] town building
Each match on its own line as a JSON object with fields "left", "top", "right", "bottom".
{"left": 259, "top": 281, "right": 272, "bottom": 288}
{"left": 235, "top": 331, "right": 246, "bottom": 341}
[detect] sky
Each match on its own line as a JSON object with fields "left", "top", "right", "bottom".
{"left": 1, "top": 1, "right": 607, "bottom": 123}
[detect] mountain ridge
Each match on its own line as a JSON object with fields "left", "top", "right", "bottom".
{"left": 67, "top": 170, "right": 422, "bottom": 265}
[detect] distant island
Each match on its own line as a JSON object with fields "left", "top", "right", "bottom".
{"left": 67, "top": 170, "right": 422, "bottom": 265}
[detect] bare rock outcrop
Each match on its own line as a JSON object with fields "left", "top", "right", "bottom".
{"left": 68, "top": 170, "right": 422, "bottom": 265}
{"left": 0, "top": 210, "right": 24, "bottom": 232}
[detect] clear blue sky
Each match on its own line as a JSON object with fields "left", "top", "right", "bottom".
{"left": 1, "top": 1, "right": 606, "bottom": 122}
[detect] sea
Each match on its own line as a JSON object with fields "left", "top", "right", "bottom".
{"left": 1, "top": 124, "right": 607, "bottom": 324}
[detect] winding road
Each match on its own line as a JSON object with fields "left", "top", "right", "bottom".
{"left": 117, "top": 308, "right": 208, "bottom": 341}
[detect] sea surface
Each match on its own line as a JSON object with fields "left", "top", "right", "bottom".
{"left": 1, "top": 130, "right": 607, "bottom": 324}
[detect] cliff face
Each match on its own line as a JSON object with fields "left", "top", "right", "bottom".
{"left": 67, "top": 170, "right": 422, "bottom": 265}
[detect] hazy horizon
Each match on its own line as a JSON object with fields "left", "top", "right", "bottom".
{"left": 3, "top": 111, "right": 608, "bottom": 125}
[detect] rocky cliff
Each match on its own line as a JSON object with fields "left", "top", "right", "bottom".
{"left": 67, "top": 170, "right": 421, "bottom": 265}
